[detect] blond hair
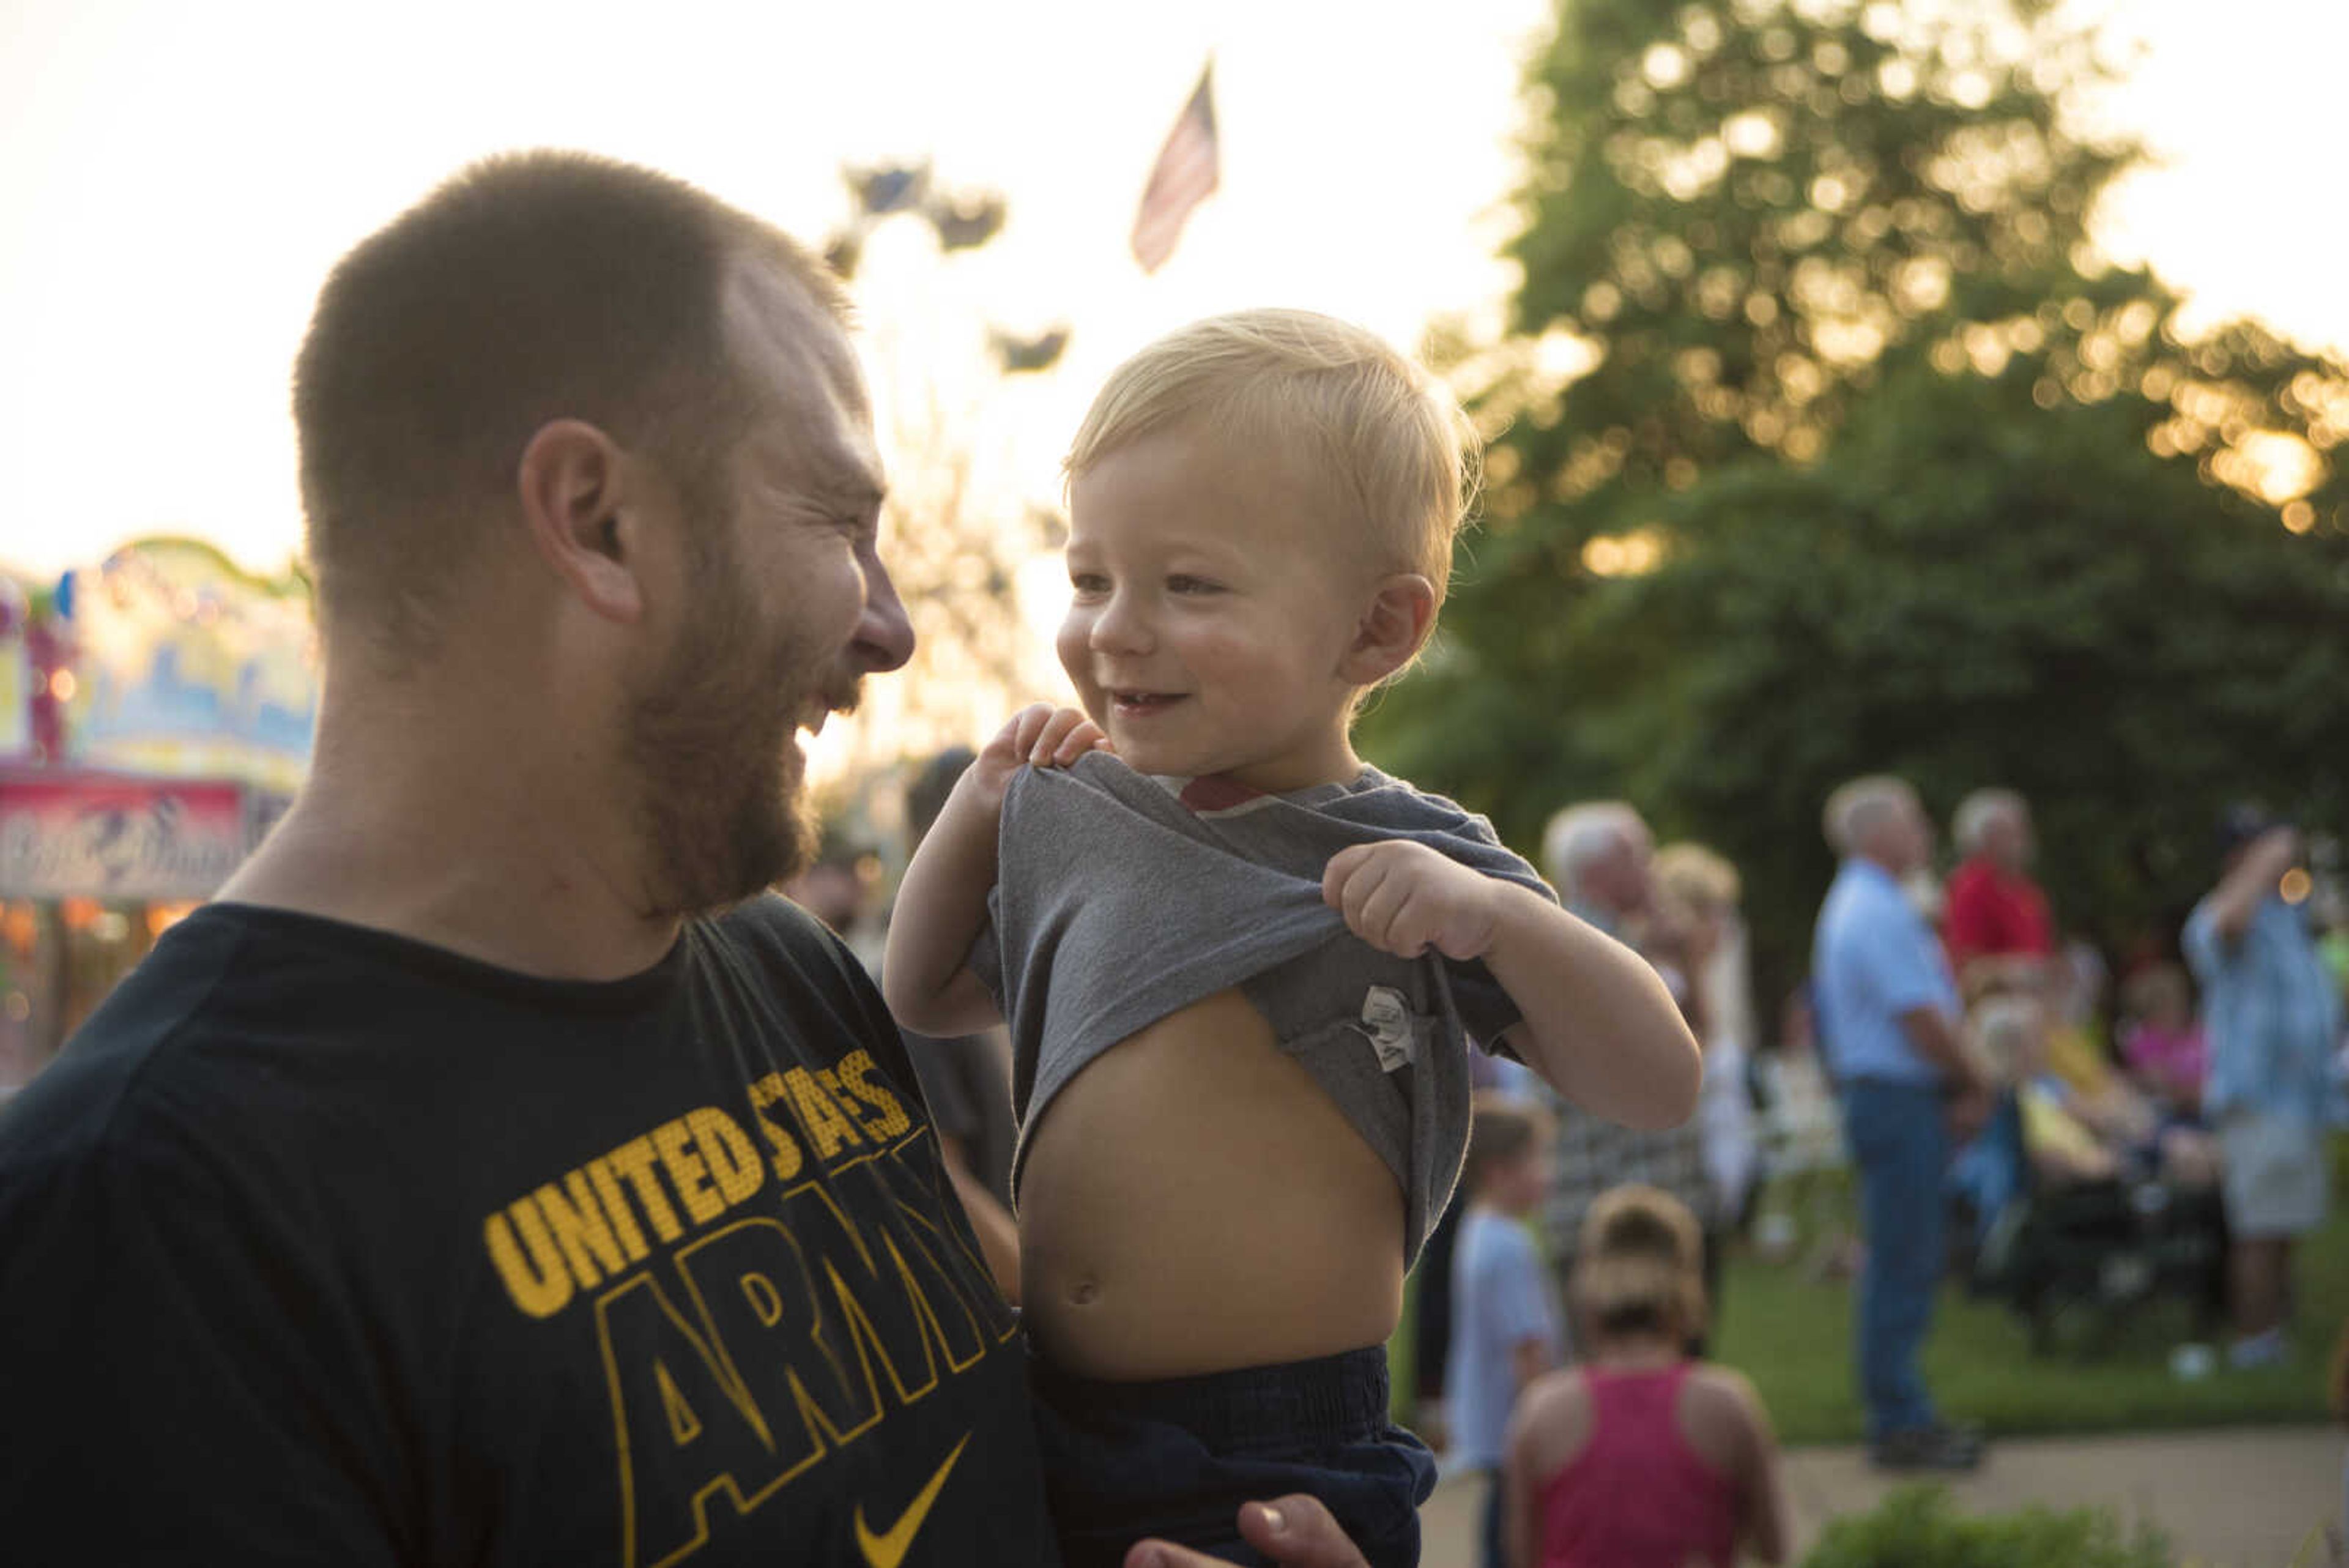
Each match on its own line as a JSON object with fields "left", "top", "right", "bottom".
{"left": 1654, "top": 842, "right": 1742, "bottom": 913}
{"left": 1064, "top": 309, "right": 1479, "bottom": 607}
{"left": 1570, "top": 1185, "right": 1709, "bottom": 1342}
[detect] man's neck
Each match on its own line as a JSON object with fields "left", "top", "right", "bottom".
{"left": 1857, "top": 850, "right": 1907, "bottom": 880}
{"left": 220, "top": 686, "right": 681, "bottom": 981}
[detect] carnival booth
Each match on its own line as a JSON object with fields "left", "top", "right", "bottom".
{"left": 0, "top": 540, "right": 315, "bottom": 1090}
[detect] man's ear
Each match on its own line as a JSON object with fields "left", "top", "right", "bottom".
{"left": 516, "top": 419, "right": 646, "bottom": 625}
{"left": 1340, "top": 573, "right": 1438, "bottom": 685}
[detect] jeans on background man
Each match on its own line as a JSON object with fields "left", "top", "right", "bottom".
{"left": 1842, "top": 1080, "right": 1947, "bottom": 1436}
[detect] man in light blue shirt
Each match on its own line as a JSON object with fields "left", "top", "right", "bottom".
{"left": 1811, "top": 776, "right": 1990, "bottom": 1471}
{"left": 2182, "top": 807, "right": 2344, "bottom": 1370}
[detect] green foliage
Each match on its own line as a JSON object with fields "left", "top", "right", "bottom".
{"left": 1801, "top": 1486, "right": 2172, "bottom": 1568}
{"left": 1369, "top": 0, "right": 2349, "bottom": 1000}
{"left": 1501, "top": 0, "right": 2130, "bottom": 497}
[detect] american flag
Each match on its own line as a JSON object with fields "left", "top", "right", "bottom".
{"left": 1131, "top": 63, "right": 1219, "bottom": 274}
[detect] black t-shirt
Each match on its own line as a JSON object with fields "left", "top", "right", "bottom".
{"left": 0, "top": 897, "right": 1059, "bottom": 1566}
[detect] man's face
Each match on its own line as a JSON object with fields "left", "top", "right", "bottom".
{"left": 1983, "top": 806, "right": 2031, "bottom": 872}
{"left": 1598, "top": 825, "right": 1655, "bottom": 915}
{"left": 1899, "top": 797, "right": 1935, "bottom": 875}
{"left": 625, "top": 258, "right": 911, "bottom": 916}
{"left": 1860, "top": 793, "right": 1930, "bottom": 876}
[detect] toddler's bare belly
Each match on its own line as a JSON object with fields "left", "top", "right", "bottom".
{"left": 1019, "top": 986, "right": 1405, "bottom": 1381}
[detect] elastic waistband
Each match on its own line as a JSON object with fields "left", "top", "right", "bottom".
{"left": 1031, "top": 1344, "right": 1393, "bottom": 1451}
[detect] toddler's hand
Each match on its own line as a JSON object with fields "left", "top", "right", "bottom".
{"left": 1323, "top": 839, "right": 1502, "bottom": 962}
{"left": 968, "top": 704, "right": 1109, "bottom": 811}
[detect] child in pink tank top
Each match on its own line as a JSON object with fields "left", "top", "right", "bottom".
{"left": 1504, "top": 1186, "right": 1787, "bottom": 1568}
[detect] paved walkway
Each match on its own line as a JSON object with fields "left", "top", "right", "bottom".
{"left": 1419, "top": 1425, "right": 2342, "bottom": 1566}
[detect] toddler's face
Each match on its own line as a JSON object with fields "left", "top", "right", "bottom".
{"left": 1059, "top": 426, "right": 1369, "bottom": 792}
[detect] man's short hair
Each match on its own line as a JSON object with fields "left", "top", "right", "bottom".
{"left": 1822, "top": 775, "right": 1917, "bottom": 856}
{"left": 294, "top": 149, "right": 845, "bottom": 661}
{"left": 1063, "top": 309, "right": 1479, "bottom": 609}
{"left": 1541, "top": 801, "right": 1643, "bottom": 899}
{"left": 1952, "top": 788, "right": 2026, "bottom": 857}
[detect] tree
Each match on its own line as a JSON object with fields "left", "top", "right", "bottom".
{"left": 806, "top": 165, "right": 1074, "bottom": 819}
{"left": 1364, "top": 0, "right": 2349, "bottom": 1005}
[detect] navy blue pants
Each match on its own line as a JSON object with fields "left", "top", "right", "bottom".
{"left": 1030, "top": 1345, "right": 1437, "bottom": 1567}
{"left": 1842, "top": 1079, "right": 1948, "bottom": 1438}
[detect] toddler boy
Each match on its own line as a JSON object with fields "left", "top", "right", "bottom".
{"left": 886, "top": 310, "right": 1699, "bottom": 1566}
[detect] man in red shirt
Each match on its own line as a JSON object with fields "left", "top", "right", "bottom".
{"left": 1942, "top": 788, "right": 2055, "bottom": 1000}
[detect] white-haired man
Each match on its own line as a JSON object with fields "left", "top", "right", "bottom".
{"left": 1942, "top": 787, "right": 2055, "bottom": 1000}
{"left": 1535, "top": 801, "right": 1715, "bottom": 1333}
{"left": 1812, "top": 776, "right": 1990, "bottom": 1471}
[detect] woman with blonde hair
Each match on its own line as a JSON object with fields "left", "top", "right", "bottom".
{"left": 1502, "top": 1186, "right": 1787, "bottom": 1568}
{"left": 1652, "top": 842, "right": 1762, "bottom": 1310}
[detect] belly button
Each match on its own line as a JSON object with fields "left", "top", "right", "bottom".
{"left": 1067, "top": 1278, "right": 1099, "bottom": 1307}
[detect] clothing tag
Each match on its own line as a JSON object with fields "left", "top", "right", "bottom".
{"left": 1360, "top": 986, "right": 1416, "bottom": 1073}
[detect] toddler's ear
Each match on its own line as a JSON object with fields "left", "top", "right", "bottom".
{"left": 1341, "top": 574, "right": 1438, "bottom": 684}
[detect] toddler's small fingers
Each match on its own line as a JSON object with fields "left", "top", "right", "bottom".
{"left": 1322, "top": 844, "right": 1383, "bottom": 904}
{"left": 1354, "top": 881, "right": 1414, "bottom": 952}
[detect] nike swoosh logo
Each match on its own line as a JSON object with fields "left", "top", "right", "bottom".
{"left": 854, "top": 1432, "right": 971, "bottom": 1568}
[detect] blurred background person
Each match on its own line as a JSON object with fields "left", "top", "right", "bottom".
{"left": 1654, "top": 842, "right": 1762, "bottom": 1310}
{"left": 1502, "top": 1185, "right": 1787, "bottom": 1568}
{"left": 1537, "top": 801, "right": 1716, "bottom": 1350}
{"left": 1446, "top": 1093, "right": 1564, "bottom": 1568}
{"left": 2118, "top": 961, "right": 2210, "bottom": 1123}
{"left": 1813, "top": 775, "right": 1987, "bottom": 1471}
{"left": 782, "top": 825, "right": 881, "bottom": 962}
{"left": 1943, "top": 787, "right": 2055, "bottom": 1003}
{"left": 2184, "top": 806, "right": 2344, "bottom": 1371}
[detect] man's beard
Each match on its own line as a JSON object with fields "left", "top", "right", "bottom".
{"left": 625, "top": 532, "right": 851, "bottom": 918}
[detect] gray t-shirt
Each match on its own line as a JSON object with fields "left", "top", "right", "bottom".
{"left": 968, "top": 750, "right": 1557, "bottom": 1265}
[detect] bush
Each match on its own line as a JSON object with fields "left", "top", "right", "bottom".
{"left": 1802, "top": 1485, "right": 2172, "bottom": 1568}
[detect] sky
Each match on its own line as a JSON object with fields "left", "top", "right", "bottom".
{"left": 2, "top": 0, "right": 2345, "bottom": 584}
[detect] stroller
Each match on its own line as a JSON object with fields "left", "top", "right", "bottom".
{"left": 1954, "top": 1088, "right": 2228, "bottom": 1356}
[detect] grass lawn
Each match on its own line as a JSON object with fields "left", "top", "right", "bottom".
{"left": 1395, "top": 1140, "right": 2348, "bottom": 1447}
{"left": 1712, "top": 1159, "right": 2347, "bottom": 1446}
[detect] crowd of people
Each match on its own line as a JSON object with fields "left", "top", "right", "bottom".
{"left": 1398, "top": 776, "right": 2345, "bottom": 1563}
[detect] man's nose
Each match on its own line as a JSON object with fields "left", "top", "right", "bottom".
{"left": 848, "top": 538, "right": 915, "bottom": 675}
